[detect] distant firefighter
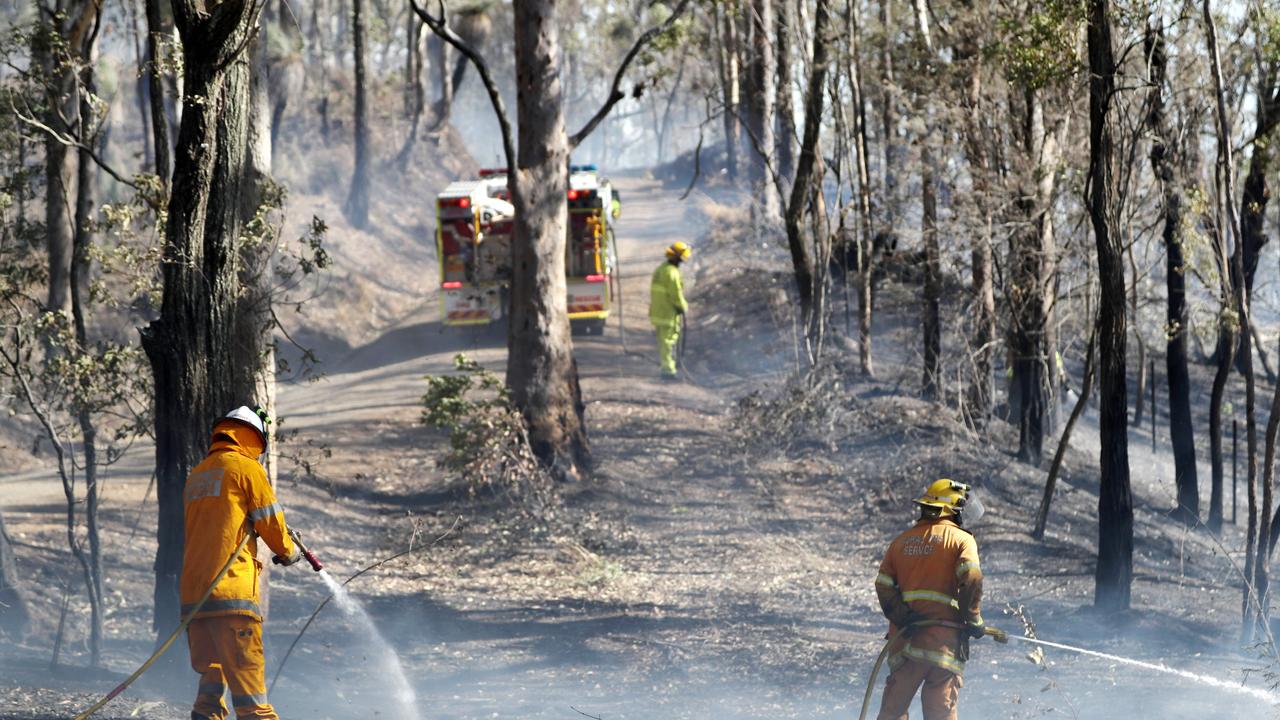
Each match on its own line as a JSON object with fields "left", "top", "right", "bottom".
{"left": 182, "top": 406, "right": 302, "bottom": 720}
{"left": 649, "top": 241, "right": 691, "bottom": 380}
{"left": 873, "top": 479, "right": 988, "bottom": 720}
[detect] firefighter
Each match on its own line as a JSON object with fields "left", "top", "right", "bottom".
{"left": 181, "top": 406, "right": 301, "bottom": 720}
{"left": 650, "top": 241, "right": 690, "bottom": 379}
{"left": 873, "top": 479, "right": 987, "bottom": 720}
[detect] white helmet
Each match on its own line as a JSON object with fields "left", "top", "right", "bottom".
{"left": 221, "top": 405, "right": 270, "bottom": 448}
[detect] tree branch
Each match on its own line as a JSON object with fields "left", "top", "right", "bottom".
{"left": 410, "top": 0, "right": 516, "bottom": 180}
{"left": 10, "top": 97, "right": 141, "bottom": 192}
{"left": 568, "top": 0, "right": 693, "bottom": 149}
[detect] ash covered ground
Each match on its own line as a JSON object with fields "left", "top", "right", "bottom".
{"left": 1, "top": 175, "right": 1275, "bottom": 720}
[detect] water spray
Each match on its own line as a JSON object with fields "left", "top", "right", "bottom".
{"left": 1005, "top": 634, "right": 1280, "bottom": 705}
{"left": 859, "top": 623, "right": 1279, "bottom": 720}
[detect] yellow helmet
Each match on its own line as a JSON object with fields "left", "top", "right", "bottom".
{"left": 665, "top": 241, "right": 692, "bottom": 261}
{"left": 914, "top": 479, "right": 972, "bottom": 517}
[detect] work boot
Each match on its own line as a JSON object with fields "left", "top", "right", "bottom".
{"left": 661, "top": 372, "right": 680, "bottom": 383}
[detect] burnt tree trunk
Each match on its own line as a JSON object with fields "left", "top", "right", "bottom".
{"left": 344, "top": 0, "right": 371, "bottom": 228}
{"left": 35, "top": 7, "right": 75, "bottom": 314}
{"left": 1011, "top": 91, "right": 1058, "bottom": 465}
{"left": 141, "top": 0, "right": 263, "bottom": 639}
{"left": 956, "top": 19, "right": 995, "bottom": 422}
{"left": 241, "top": 32, "right": 278, "bottom": 619}
{"left": 1087, "top": 0, "right": 1133, "bottom": 612}
{"left": 784, "top": 0, "right": 831, "bottom": 332}
{"left": 0, "top": 514, "right": 28, "bottom": 640}
{"left": 746, "top": 0, "right": 778, "bottom": 220}
{"left": 879, "top": 0, "right": 899, "bottom": 232}
{"left": 144, "top": 0, "right": 171, "bottom": 188}
{"left": 1146, "top": 23, "right": 1199, "bottom": 524}
{"left": 506, "top": 0, "right": 591, "bottom": 480}
{"left": 717, "top": 0, "right": 741, "bottom": 180}
{"left": 920, "top": 138, "right": 941, "bottom": 399}
{"left": 847, "top": 0, "right": 874, "bottom": 376}
{"left": 71, "top": 58, "right": 105, "bottom": 666}
{"left": 774, "top": 0, "right": 796, "bottom": 186}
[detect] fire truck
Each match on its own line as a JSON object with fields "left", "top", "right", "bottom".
{"left": 434, "top": 165, "right": 619, "bottom": 334}
{"left": 434, "top": 170, "right": 515, "bottom": 325}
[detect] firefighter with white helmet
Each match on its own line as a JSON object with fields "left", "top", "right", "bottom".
{"left": 650, "top": 241, "right": 691, "bottom": 380}
{"left": 182, "top": 405, "right": 300, "bottom": 720}
{"left": 873, "top": 479, "right": 990, "bottom": 720}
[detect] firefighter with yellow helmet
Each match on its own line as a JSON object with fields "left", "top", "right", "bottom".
{"left": 649, "top": 241, "right": 691, "bottom": 380}
{"left": 873, "top": 479, "right": 991, "bottom": 720}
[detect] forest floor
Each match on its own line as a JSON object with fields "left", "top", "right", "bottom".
{"left": 0, "top": 173, "right": 1276, "bottom": 719}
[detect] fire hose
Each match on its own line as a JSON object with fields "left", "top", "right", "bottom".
{"left": 857, "top": 621, "right": 1008, "bottom": 720}
{"left": 72, "top": 529, "right": 322, "bottom": 719}
{"left": 72, "top": 533, "right": 253, "bottom": 719}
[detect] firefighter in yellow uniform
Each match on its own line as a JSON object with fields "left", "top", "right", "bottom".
{"left": 650, "top": 241, "right": 690, "bottom": 379}
{"left": 182, "top": 406, "right": 300, "bottom": 720}
{"left": 874, "top": 479, "right": 989, "bottom": 720}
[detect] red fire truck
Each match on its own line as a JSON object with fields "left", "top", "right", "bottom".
{"left": 434, "top": 165, "right": 619, "bottom": 333}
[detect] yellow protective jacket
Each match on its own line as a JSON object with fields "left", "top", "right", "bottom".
{"left": 180, "top": 420, "right": 294, "bottom": 621}
{"left": 874, "top": 517, "right": 983, "bottom": 676}
{"left": 649, "top": 261, "right": 688, "bottom": 327}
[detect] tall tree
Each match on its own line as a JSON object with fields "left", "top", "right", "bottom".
{"left": 1145, "top": 21, "right": 1198, "bottom": 524}
{"left": 344, "top": 0, "right": 371, "bottom": 228}
{"left": 0, "top": 514, "right": 29, "bottom": 640}
{"left": 745, "top": 0, "right": 778, "bottom": 219}
{"left": 413, "top": 0, "right": 691, "bottom": 478}
{"left": 1087, "top": 0, "right": 1132, "bottom": 611}
{"left": 846, "top": 0, "right": 875, "bottom": 376}
{"left": 141, "top": 0, "right": 265, "bottom": 637}
{"left": 954, "top": 2, "right": 996, "bottom": 422}
{"left": 783, "top": 0, "right": 832, "bottom": 333}
{"left": 774, "top": 0, "right": 796, "bottom": 185}
{"left": 144, "top": 0, "right": 171, "bottom": 187}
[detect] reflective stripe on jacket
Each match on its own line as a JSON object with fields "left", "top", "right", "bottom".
{"left": 180, "top": 420, "right": 295, "bottom": 621}
{"left": 875, "top": 517, "right": 983, "bottom": 676}
{"left": 649, "top": 261, "right": 688, "bottom": 327}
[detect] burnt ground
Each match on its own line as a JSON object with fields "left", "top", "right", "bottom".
{"left": 1, "top": 175, "right": 1277, "bottom": 719}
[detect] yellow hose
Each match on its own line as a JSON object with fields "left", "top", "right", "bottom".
{"left": 858, "top": 627, "right": 906, "bottom": 720}
{"left": 73, "top": 532, "right": 253, "bottom": 720}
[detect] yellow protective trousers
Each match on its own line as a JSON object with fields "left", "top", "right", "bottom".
{"left": 655, "top": 322, "right": 679, "bottom": 376}
{"left": 187, "top": 616, "right": 278, "bottom": 720}
{"left": 876, "top": 657, "right": 962, "bottom": 720}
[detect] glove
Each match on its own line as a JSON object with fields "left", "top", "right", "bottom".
{"left": 966, "top": 622, "right": 988, "bottom": 640}
{"left": 272, "top": 549, "right": 302, "bottom": 566}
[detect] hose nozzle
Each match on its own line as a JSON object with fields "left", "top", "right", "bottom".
{"left": 985, "top": 626, "right": 1009, "bottom": 644}
{"left": 289, "top": 528, "right": 324, "bottom": 572}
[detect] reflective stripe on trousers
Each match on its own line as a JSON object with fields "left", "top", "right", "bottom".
{"left": 187, "top": 616, "right": 279, "bottom": 719}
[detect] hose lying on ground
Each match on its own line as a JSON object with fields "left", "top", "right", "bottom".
{"left": 73, "top": 532, "right": 254, "bottom": 720}
{"left": 268, "top": 517, "right": 460, "bottom": 692}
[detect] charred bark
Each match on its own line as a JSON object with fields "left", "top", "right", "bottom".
{"left": 783, "top": 0, "right": 831, "bottom": 331}
{"left": 0, "top": 514, "right": 28, "bottom": 640}
{"left": 344, "top": 0, "right": 371, "bottom": 228}
{"left": 774, "top": 0, "right": 796, "bottom": 185}
{"left": 1087, "top": 0, "right": 1132, "bottom": 612}
{"left": 504, "top": 0, "right": 591, "bottom": 479}
{"left": 1145, "top": 23, "right": 1198, "bottom": 524}
{"left": 141, "top": 0, "right": 263, "bottom": 638}
{"left": 745, "top": 0, "right": 778, "bottom": 220}
{"left": 144, "top": 0, "right": 171, "bottom": 187}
